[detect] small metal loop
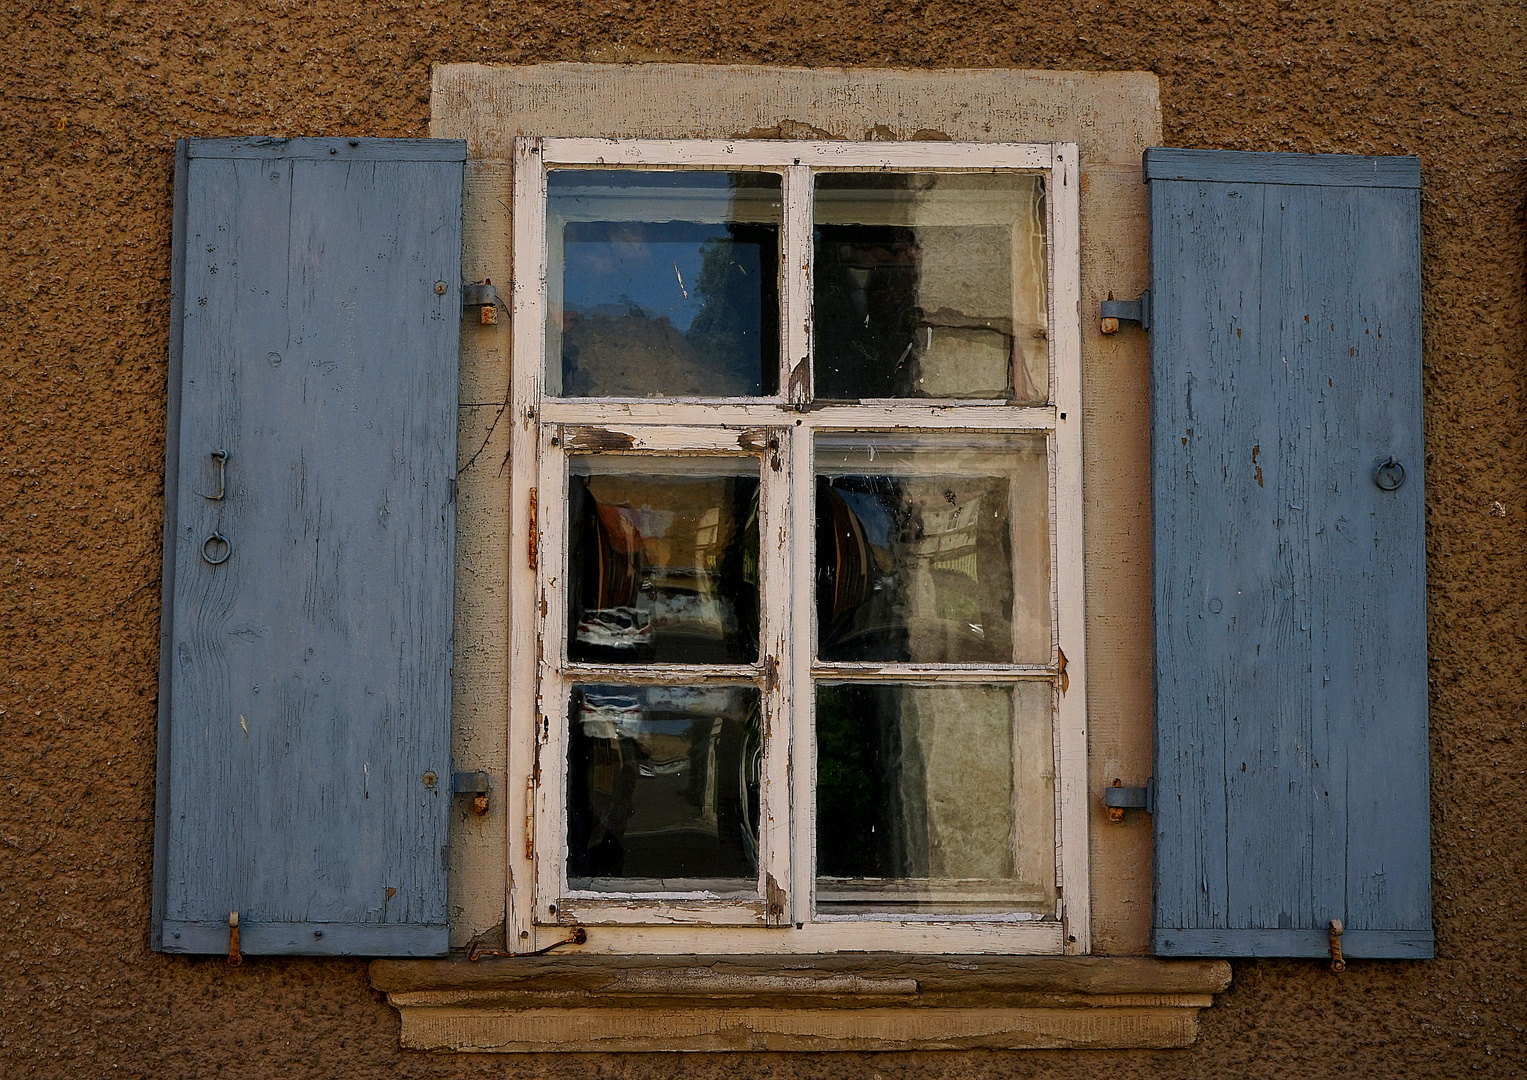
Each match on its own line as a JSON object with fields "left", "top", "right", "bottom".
{"left": 202, "top": 532, "right": 232, "bottom": 566}
{"left": 198, "top": 449, "right": 228, "bottom": 501}
{"left": 1374, "top": 456, "right": 1406, "bottom": 492}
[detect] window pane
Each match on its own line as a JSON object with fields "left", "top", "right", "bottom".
{"left": 547, "top": 170, "right": 782, "bottom": 397}
{"left": 813, "top": 173, "right": 1048, "bottom": 402}
{"left": 569, "top": 456, "right": 761, "bottom": 664}
{"left": 815, "top": 432, "right": 1051, "bottom": 664}
{"left": 815, "top": 682, "right": 1055, "bottom": 915}
{"left": 568, "top": 684, "right": 761, "bottom": 893}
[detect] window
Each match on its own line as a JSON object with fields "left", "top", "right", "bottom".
{"left": 155, "top": 69, "right": 1428, "bottom": 1050}
{"left": 505, "top": 138, "right": 1089, "bottom": 953}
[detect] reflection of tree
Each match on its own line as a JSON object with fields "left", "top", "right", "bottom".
{"left": 816, "top": 684, "right": 926, "bottom": 879}
{"left": 814, "top": 223, "right": 924, "bottom": 399}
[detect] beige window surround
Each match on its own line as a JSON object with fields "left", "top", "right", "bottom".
{"left": 373, "top": 61, "right": 1228, "bottom": 1053}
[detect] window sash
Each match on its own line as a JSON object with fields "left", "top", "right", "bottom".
{"left": 508, "top": 138, "right": 1090, "bottom": 953}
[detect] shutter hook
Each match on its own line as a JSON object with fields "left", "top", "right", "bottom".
{"left": 1328, "top": 918, "right": 1345, "bottom": 973}
{"left": 198, "top": 449, "right": 228, "bottom": 501}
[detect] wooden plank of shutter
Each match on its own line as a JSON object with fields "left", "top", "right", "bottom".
{"left": 153, "top": 137, "right": 464, "bottom": 956}
{"left": 1147, "top": 148, "right": 1432, "bottom": 959}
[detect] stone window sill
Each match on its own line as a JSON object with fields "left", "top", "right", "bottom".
{"left": 370, "top": 955, "right": 1231, "bottom": 1052}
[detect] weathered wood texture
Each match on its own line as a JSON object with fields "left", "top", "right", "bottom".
{"left": 1148, "top": 149, "right": 1430, "bottom": 958}
{"left": 153, "top": 137, "right": 465, "bottom": 956}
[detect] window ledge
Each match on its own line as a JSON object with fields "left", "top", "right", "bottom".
{"left": 369, "top": 955, "right": 1231, "bottom": 1052}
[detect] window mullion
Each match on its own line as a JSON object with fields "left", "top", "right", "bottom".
{"left": 788, "top": 420, "right": 816, "bottom": 922}
{"left": 782, "top": 164, "right": 813, "bottom": 406}
{"left": 759, "top": 425, "right": 794, "bottom": 924}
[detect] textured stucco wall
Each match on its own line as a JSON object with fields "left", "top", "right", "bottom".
{"left": 2, "top": 2, "right": 1525, "bottom": 1077}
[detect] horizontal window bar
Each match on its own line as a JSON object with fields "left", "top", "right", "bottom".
{"left": 811, "top": 664, "right": 1056, "bottom": 681}
{"left": 540, "top": 402, "right": 1057, "bottom": 429}
{"left": 562, "top": 664, "right": 762, "bottom": 683}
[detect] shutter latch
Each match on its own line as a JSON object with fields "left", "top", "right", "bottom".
{"left": 1104, "top": 777, "right": 1155, "bottom": 822}
{"left": 1100, "top": 290, "right": 1151, "bottom": 334}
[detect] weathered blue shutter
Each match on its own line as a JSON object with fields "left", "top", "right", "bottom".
{"left": 1148, "top": 149, "right": 1431, "bottom": 959}
{"left": 153, "top": 138, "right": 464, "bottom": 956}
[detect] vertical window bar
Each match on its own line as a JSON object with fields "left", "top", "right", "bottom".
{"left": 782, "top": 164, "right": 814, "bottom": 407}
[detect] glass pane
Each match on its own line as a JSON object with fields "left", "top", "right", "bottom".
{"left": 569, "top": 456, "right": 760, "bottom": 664}
{"left": 813, "top": 173, "right": 1048, "bottom": 402}
{"left": 815, "top": 682, "right": 1055, "bottom": 915}
{"left": 547, "top": 170, "right": 782, "bottom": 397}
{"left": 568, "top": 684, "right": 761, "bottom": 893}
{"left": 815, "top": 433, "right": 1051, "bottom": 664}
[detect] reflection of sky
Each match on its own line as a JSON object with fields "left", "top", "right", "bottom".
{"left": 565, "top": 238, "right": 710, "bottom": 332}
{"left": 563, "top": 222, "right": 761, "bottom": 335}
{"left": 834, "top": 485, "right": 898, "bottom": 549}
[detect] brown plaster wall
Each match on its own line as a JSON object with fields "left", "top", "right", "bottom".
{"left": 1, "top": 2, "right": 1523, "bottom": 1077}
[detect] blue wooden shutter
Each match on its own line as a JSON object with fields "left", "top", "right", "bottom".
{"left": 153, "top": 138, "right": 464, "bottom": 956}
{"left": 1147, "top": 149, "right": 1432, "bottom": 959}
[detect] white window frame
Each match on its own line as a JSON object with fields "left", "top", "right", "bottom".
{"left": 506, "top": 137, "right": 1089, "bottom": 956}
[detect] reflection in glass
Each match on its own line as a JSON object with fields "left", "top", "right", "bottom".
{"left": 815, "top": 682, "right": 1055, "bottom": 914}
{"left": 813, "top": 173, "right": 1048, "bottom": 402}
{"left": 815, "top": 433, "right": 1051, "bottom": 664}
{"left": 568, "top": 456, "right": 760, "bottom": 664}
{"left": 568, "top": 684, "right": 761, "bottom": 892}
{"left": 547, "top": 170, "right": 782, "bottom": 397}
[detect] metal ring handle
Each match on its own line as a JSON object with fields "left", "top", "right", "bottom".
{"left": 1374, "top": 457, "right": 1406, "bottom": 492}
{"left": 201, "top": 532, "right": 231, "bottom": 565}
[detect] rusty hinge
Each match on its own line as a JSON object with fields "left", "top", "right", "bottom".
{"left": 527, "top": 487, "right": 538, "bottom": 571}
{"left": 524, "top": 776, "right": 536, "bottom": 860}
{"left": 1104, "top": 777, "right": 1155, "bottom": 822}
{"left": 1100, "top": 289, "right": 1151, "bottom": 334}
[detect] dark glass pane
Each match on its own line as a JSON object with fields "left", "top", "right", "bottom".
{"left": 547, "top": 170, "right": 781, "bottom": 397}
{"left": 568, "top": 456, "right": 760, "bottom": 664}
{"left": 815, "top": 682, "right": 1055, "bottom": 914}
{"left": 568, "top": 684, "right": 761, "bottom": 892}
{"left": 813, "top": 173, "right": 1048, "bottom": 402}
{"left": 815, "top": 433, "right": 1051, "bottom": 664}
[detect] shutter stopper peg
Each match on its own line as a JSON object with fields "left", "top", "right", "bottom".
{"left": 1328, "top": 918, "right": 1346, "bottom": 973}
{"left": 227, "top": 911, "right": 242, "bottom": 967}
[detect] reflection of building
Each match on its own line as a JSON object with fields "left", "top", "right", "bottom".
{"left": 818, "top": 476, "right": 1012, "bottom": 664}
{"left": 569, "top": 686, "right": 760, "bottom": 888}
{"left": 571, "top": 473, "right": 758, "bottom": 663}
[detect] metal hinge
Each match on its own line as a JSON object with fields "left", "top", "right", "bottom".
{"left": 1100, "top": 289, "right": 1151, "bottom": 334}
{"left": 527, "top": 487, "right": 538, "bottom": 571}
{"left": 462, "top": 278, "right": 505, "bottom": 325}
{"left": 1104, "top": 776, "right": 1155, "bottom": 821}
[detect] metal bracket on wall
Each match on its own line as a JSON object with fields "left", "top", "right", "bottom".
{"left": 1104, "top": 777, "right": 1155, "bottom": 822}
{"left": 453, "top": 771, "right": 491, "bottom": 816}
{"left": 463, "top": 278, "right": 505, "bottom": 325}
{"left": 1100, "top": 289, "right": 1151, "bottom": 334}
